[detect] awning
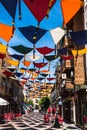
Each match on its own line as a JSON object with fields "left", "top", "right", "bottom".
{"left": 0, "top": 97, "right": 9, "bottom": 106}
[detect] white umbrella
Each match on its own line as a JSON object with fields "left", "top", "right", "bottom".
{"left": 50, "top": 27, "right": 65, "bottom": 45}
{"left": 0, "top": 97, "right": 9, "bottom": 106}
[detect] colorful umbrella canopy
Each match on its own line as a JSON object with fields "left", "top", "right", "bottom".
{"left": 23, "top": 0, "right": 56, "bottom": 22}
{"left": 0, "top": 0, "right": 18, "bottom": 34}
{"left": 18, "top": 25, "right": 47, "bottom": 44}
{"left": 0, "top": 44, "right": 7, "bottom": 53}
{"left": 3, "top": 70, "right": 12, "bottom": 77}
{"left": 14, "top": 72, "right": 23, "bottom": 77}
{"left": 0, "top": 23, "right": 14, "bottom": 42}
{"left": 0, "top": 53, "right": 6, "bottom": 59}
{"left": 58, "top": 47, "right": 68, "bottom": 55}
{"left": 37, "top": 77, "right": 45, "bottom": 81}
{"left": 11, "top": 45, "right": 33, "bottom": 54}
{"left": 70, "top": 30, "right": 87, "bottom": 46}
{"left": 44, "top": 55, "right": 58, "bottom": 62}
{"left": 28, "top": 68, "right": 36, "bottom": 72}
{"left": 50, "top": 27, "right": 65, "bottom": 45}
{"left": 71, "top": 49, "right": 87, "bottom": 56}
{"left": 61, "top": 55, "right": 74, "bottom": 60}
{"left": 0, "top": 53, "right": 6, "bottom": 67}
{"left": 22, "top": 61, "right": 31, "bottom": 67}
{"left": 0, "top": 0, "right": 17, "bottom": 20}
{"left": 61, "top": 0, "right": 83, "bottom": 25}
{"left": 7, "top": 67, "right": 15, "bottom": 72}
{"left": 27, "top": 54, "right": 42, "bottom": 62}
{"left": 9, "top": 54, "right": 24, "bottom": 61}
{"left": 47, "top": 77, "right": 56, "bottom": 81}
{"left": 36, "top": 46, "right": 55, "bottom": 55}
{"left": 40, "top": 73, "right": 48, "bottom": 77}
{"left": 33, "top": 62, "right": 48, "bottom": 68}
{"left": 6, "top": 59, "right": 19, "bottom": 67}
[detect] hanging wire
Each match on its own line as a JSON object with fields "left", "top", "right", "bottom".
{"left": 46, "top": 0, "right": 53, "bottom": 19}
{"left": 33, "top": 22, "right": 40, "bottom": 40}
{"left": 18, "top": 0, "right": 22, "bottom": 20}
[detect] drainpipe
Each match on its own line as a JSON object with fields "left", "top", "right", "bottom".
{"left": 84, "top": 0, "right": 87, "bottom": 128}
{"left": 84, "top": 0, "right": 87, "bottom": 80}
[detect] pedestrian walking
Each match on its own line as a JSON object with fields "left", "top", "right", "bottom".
{"left": 52, "top": 105, "right": 56, "bottom": 116}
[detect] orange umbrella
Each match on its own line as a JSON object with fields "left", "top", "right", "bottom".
{"left": 61, "top": 0, "right": 83, "bottom": 25}
{"left": 22, "top": 61, "right": 31, "bottom": 67}
{"left": 0, "top": 23, "right": 14, "bottom": 42}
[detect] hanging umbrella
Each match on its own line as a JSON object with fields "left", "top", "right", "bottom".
{"left": 0, "top": 0, "right": 18, "bottom": 33}
{"left": 11, "top": 45, "right": 33, "bottom": 60}
{"left": 0, "top": 23, "right": 14, "bottom": 42}
{"left": 28, "top": 68, "right": 36, "bottom": 72}
{"left": 0, "top": 97, "right": 9, "bottom": 106}
{"left": 70, "top": 30, "right": 87, "bottom": 46}
{"left": 71, "top": 48, "right": 87, "bottom": 56}
{"left": 58, "top": 47, "right": 68, "bottom": 55}
{"left": 0, "top": 53, "right": 6, "bottom": 67}
{"left": 0, "top": 0, "right": 22, "bottom": 23}
{"left": 27, "top": 54, "right": 42, "bottom": 62}
{"left": 60, "top": 0, "right": 83, "bottom": 25}
{"left": 36, "top": 46, "right": 55, "bottom": 55}
{"left": 33, "top": 62, "right": 48, "bottom": 69}
{"left": 3, "top": 70, "right": 12, "bottom": 77}
{"left": 40, "top": 73, "right": 48, "bottom": 77}
{"left": 11, "top": 45, "right": 33, "bottom": 54}
{"left": 44, "top": 55, "right": 58, "bottom": 62}
{"left": 7, "top": 67, "right": 15, "bottom": 72}
{"left": 47, "top": 77, "right": 56, "bottom": 81}
{"left": 50, "top": 27, "right": 65, "bottom": 45}
{"left": 19, "top": 68, "right": 26, "bottom": 73}
{"left": 23, "top": 0, "right": 56, "bottom": 23}
{"left": 0, "top": 44, "right": 7, "bottom": 53}
{"left": 37, "top": 77, "right": 45, "bottom": 81}
{"left": 36, "top": 46, "right": 55, "bottom": 62}
{"left": 14, "top": 72, "right": 23, "bottom": 77}
{"left": 61, "top": 55, "right": 74, "bottom": 60}
{"left": 18, "top": 25, "right": 47, "bottom": 58}
{"left": 18, "top": 25, "right": 47, "bottom": 44}
{"left": 0, "top": 53, "right": 6, "bottom": 59}
{"left": 9, "top": 54, "right": 24, "bottom": 68}
{"left": 6, "top": 59, "right": 19, "bottom": 67}
{"left": 22, "top": 61, "right": 31, "bottom": 67}
{"left": 9, "top": 54, "right": 24, "bottom": 61}
{"left": 50, "top": 27, "right": 65, "bottom": 54}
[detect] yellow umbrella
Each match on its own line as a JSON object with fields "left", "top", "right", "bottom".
{"left": 71, "top": 48, "right": 87, "bottom": 56}
{"left": 6, "top": 59, "right": 19, "bottom": 67}
{"left": 0, "top": 43, "right": 7, "bottom": 53}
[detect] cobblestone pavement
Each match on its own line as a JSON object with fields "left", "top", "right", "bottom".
{"left": 0, "top": 112, "right": 82, "bottom": 130}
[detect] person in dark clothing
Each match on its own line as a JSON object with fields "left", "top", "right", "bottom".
{"left": 52, "top": 105, "right": 56, "bottom": 116}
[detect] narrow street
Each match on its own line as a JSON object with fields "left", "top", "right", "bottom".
{"left": 0, "top": 112, "right": 82, "bottom": 130}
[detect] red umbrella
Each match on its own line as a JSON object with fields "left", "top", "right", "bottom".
{"left": 36, "top": 46, "right": 55, "bottom": 62}
{"left": 33, "top": 62, "right": 48, "bottom": 69}
{"left": 36, "top": 46, "right": 55, "bottom": 55}
{"left": 61, "top": 55, "right": 74, "bottom": 60}
{"left": 23, "top": 0, "right": 56, "bottom": 22}
{"left": 47, "top": 78, "right": 56, "bottom": 81}
{"left": 3, "top": 70, "right": 12, "bottom": 77}
{"left": 0, "top": 53, "right": 6, "bottom": 59}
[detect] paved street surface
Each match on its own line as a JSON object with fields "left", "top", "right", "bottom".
{"left": 0, "top": 112, "right": 82, "bottom": 130}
